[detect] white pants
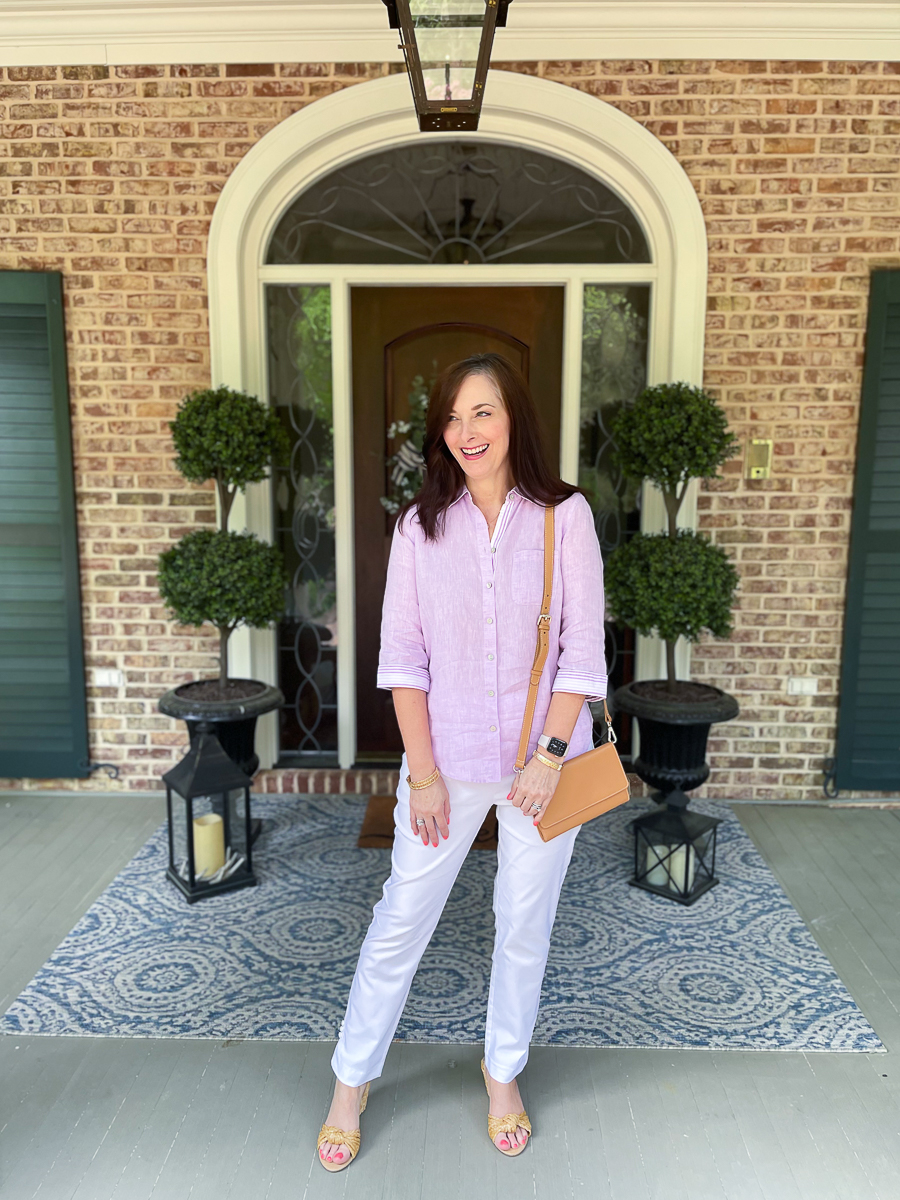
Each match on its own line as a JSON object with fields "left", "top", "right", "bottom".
{"left": 331, "top": 754, "right": 580, "bottom": 1086}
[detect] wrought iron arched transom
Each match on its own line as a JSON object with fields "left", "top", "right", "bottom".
{"left": 266, "top": 141, "right": 650, "bottom": 266}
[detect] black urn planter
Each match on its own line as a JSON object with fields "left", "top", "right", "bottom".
{"left": 612, "top": 680, "right": 739, "bottom": 805}
{"left": 158, "top": 679, "right": 283, "bottom": 778}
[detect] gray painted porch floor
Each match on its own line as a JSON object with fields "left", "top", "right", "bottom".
{"left": 0, "top": 793, "right": 898, "bottom": 1200}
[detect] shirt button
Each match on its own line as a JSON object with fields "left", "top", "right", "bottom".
{"left": 490, "top": 725, "right": 496, "bottom": 732}
{"left": 487, "top": 653, "right": 494, "bottom": 660}
{"left": 487, "top": 617, "right": 493, "bottom": 624}
{"left": 487, "top": 582, "right": 492, "bottom": 588}
{"left": 488, "top": 689, "right": 494, "bottom": 696}
{"left": 491, "top": 547, "right": 496, "bottom": 554}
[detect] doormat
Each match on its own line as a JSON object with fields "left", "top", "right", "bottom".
{"left": 357, "top": 796, "right": 498, "bottom": 849}
{"left": 0, "top": 796, "right": 883, "bottom": 1051}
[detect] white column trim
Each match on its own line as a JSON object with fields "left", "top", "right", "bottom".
{"left": 208, "top": 70, "right": 708, "bottom": 765}
{"left": 330, "top": 279, "right": 357, "bottom": 770}
{"left": 559, "top": 277, "right": 584, "bottom": 488}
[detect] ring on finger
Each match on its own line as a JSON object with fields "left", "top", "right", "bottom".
{"left": 530, "top": 801, "right": 542, "bottom": 812}
{"left": 415, "top": 818, "right": 426, "bottom": 827}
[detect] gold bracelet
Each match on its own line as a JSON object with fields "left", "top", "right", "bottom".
{"left": 533, "top": 750, "right": 563, "bottom": 772}
{"left": 407, "top": 765, "right": 440, "bottom": 790}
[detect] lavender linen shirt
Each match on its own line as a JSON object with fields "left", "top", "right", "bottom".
{"left": 376, "top": 484, "right": 607, "bottom": 783}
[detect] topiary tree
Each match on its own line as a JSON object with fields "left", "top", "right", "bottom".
{"left": 158, "top": 387, "right": 289, "bottom": 688}
{"left": 605, "top": 382, "right": 741, "bottom": 693}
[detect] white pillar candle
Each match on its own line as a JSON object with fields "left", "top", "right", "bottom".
{"left": 645, "top": 842, "right": 697, "bottom": 892}
{"left": 667, "top": 844, "right": 698, "bottom": 893}
{"left": 645, "top": 844, "right": 670, "bottom": 887}
{"left": 193, "top": 812, "right": 225, "bottom": 879}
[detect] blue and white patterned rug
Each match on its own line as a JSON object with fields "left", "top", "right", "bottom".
{"left": 0, "top": 796, "right": 882, "bottom": 1051}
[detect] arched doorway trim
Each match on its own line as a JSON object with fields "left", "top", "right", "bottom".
{"left": 209, "top": 71, "right": 707, "bottom": 768}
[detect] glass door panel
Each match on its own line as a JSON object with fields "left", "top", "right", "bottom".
{"left": 266, "top": 284, "right": 338, "bottom": 763}
{"left": 578, "top": 283, "right": 651, "bottom": 758}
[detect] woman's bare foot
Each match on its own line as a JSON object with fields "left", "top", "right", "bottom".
{"left": 483, "top": 1063, "right": 530, "bottom": 1152}
{"left": 319, "top": 1078, "right": 366, "bottom": 1166}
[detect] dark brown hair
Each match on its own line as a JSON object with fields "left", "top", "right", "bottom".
{"left": 397, "top": 352, "right": 586, "bottom": 542}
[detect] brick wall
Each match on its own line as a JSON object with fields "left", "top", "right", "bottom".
{"left": 0, "top": 59, "right": 898, "bottom": 799}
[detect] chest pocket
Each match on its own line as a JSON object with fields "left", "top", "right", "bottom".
{"left": 512, "top": 548, "right": 546, "bottom": 606}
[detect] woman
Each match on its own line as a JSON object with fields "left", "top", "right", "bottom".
{"left": 317, "top": 353, "right": 607, "bottom": 1171}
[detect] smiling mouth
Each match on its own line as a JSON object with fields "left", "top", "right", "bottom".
{"left": 461, "top": 443, "right": 489, "bottom": 459}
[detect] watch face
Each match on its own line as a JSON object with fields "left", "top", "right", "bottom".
{"left": 546, "top": 736, "right": 568, "bottom": 757}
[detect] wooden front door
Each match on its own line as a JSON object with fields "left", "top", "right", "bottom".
{"left": 351, "top": 285, "right": 565, "bottom": 761}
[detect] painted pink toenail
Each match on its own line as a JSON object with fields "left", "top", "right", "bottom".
{"left": 335, "top": 1153, "right": 343, "bottom": 1160}
{"left": 500, "top": 1139, "right": 509, "bottom": 1148}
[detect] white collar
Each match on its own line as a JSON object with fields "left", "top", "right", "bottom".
{"left": 447, "top": 483, "right": 523, "bottom": 509}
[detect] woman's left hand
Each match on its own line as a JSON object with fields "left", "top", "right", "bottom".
{"left": 507, "top": 754, "right": 562, "bottom": 827}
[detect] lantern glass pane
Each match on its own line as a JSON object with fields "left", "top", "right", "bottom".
{"left": 417, "top": 36, "right": 481, "bottom": 102}
{"left": 692, "top": 829, "right": 714, "bottom": 877}
{"left": 169, "top": 791, "right": 252, "bottom": 889}
{"left": 409, "top": 2, "right": 486, "bottom": 103}
{"left": 169, "top": 793, "right": 219, "bottom": 883}
{"left": 223, "top": 787, "right": 251, "bottom": 874}
{"left": 643, "top": 840, "right": 670, "bottom": 888}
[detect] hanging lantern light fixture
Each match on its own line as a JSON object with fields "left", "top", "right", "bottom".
{"left": 383, "top": 0, "right": 512, "bottom": 131}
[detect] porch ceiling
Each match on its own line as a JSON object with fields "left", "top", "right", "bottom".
{"left": 0, "top": 0, "right": 897, "bottom": 67}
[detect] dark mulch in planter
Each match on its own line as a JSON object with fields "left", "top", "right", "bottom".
{"left": 631, "top": 680, "right": 724, "bottom": 704}
{"left": 175, "top": 679, "right": 267, "bottom": 703}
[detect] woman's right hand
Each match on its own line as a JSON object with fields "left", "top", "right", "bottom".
{"left": 408, "top": 775, "right": 451, "bottom": 847}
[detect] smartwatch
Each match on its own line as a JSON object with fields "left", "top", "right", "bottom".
{"left": 538, "top": 733, "right": 568, "bottom": 758}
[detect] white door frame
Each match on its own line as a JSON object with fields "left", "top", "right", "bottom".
{"left": 208, "top": 71, "right": 708, "bottom": 769}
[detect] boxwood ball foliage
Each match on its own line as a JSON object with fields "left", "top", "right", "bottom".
{"left": 609, "top": 381, "right": 739, "bottom": 510}
{"left": 169, "top": 386, "right": 289, "bottom": 528}
{"left": 605, "top": 529, "right": 739, "bottom": 646}
{"left": 159, "top": 529, "right": 284, "bottom": 630}
{"left": 158, "top": 530, "right": 285, "bottom": 683}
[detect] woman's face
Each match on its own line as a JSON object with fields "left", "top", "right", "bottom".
{"left": 443, "top": 372, "right": 511, "bottom": 483}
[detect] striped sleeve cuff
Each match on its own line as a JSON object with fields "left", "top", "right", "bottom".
{"left": 551, "top": 670, "right": 608, "bottom": 704}
{"left": 376, "top": 665, "right": 431, "bottom": 692}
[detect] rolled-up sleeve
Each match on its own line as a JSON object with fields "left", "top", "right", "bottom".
{"left": 552, "top": 493, "right": 608, "bottom": 703}
{"left": 376, "top": 511, "right": 431, "bottom": 692}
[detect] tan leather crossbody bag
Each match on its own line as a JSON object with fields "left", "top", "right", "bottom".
{"left": 515, "top": 504, "right": 631, "bottom": 843}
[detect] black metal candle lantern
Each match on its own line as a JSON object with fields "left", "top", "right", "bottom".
{"left": 631, "top": 791, "right": 721, "bottom": 906}
{"left": 162, "top": 724, "right": 257, "bottom": 903}
{"left": 383, "top": 0, "right": 512, "bottom": 131}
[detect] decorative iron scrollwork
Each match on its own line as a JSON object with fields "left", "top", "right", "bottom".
{"left": 267, "top": 285, "right": 337, "bottom": 758}
{"left": 267, "top": 142, "right": 650, "bottom": 266}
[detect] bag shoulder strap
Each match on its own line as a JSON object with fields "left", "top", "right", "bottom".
{"left": 514, "top": 506, "right": 555, "bottom": 772}
{"left": 513, "top": 504, "right": 612, "bottom": 772}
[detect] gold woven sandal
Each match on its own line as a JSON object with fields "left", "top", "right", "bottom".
{"left": 480, "top": 1058, "right": 531, "bottom": 1157}
{"left": 317, "top": 1081, "right": 370, "bottom": 1173}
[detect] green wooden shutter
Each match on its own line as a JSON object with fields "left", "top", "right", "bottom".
{"left": 835, "top": 269, "right": 900, "bottom": 792}
{"left": 0, "top": 271, "right": 89, "bottom": 778}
